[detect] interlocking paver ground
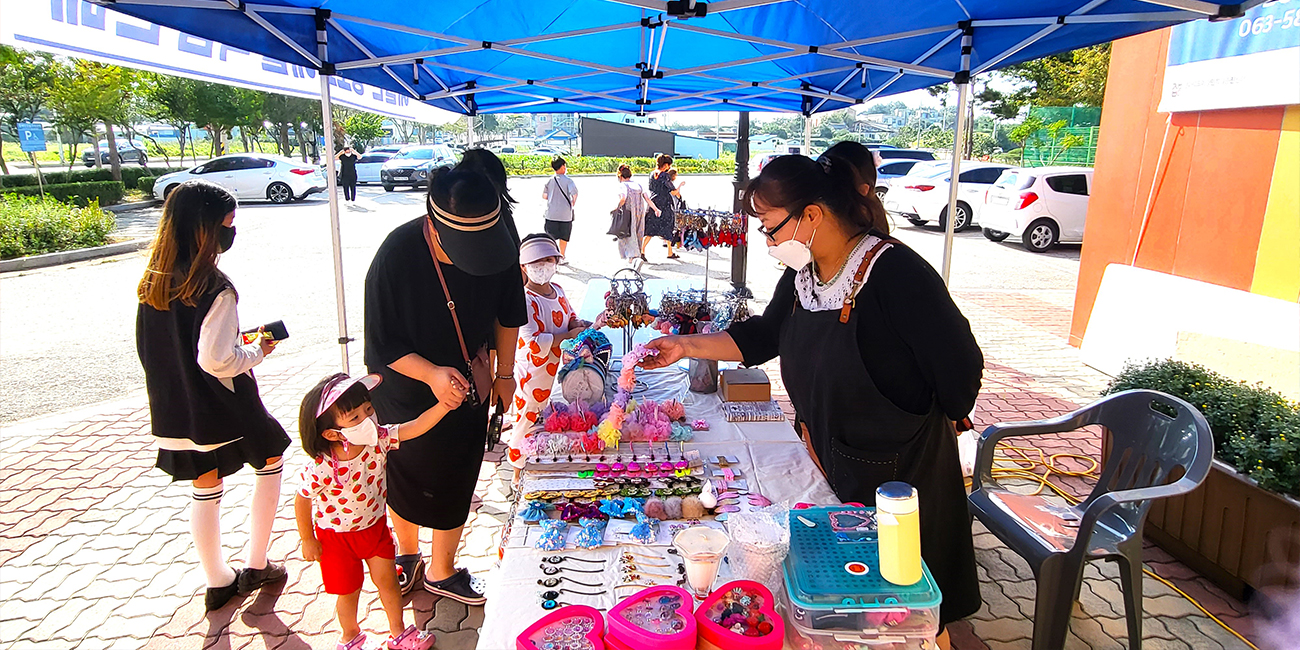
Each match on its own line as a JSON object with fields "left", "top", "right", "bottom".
{"left": 0, "top": 278, "right": 1268, "bottom": 649}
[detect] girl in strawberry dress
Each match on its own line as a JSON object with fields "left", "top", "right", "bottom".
{"left": 505, "top": 234, "right": 589, "bottom": 482}
{"left": 295, "top": 373, "right": 452, "bottom": 650}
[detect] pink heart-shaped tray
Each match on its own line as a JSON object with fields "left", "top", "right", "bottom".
{"left": 516, "top": 604, "right": 606, "bottom": 650}
{"left": 694, "top": 580, "right": 784, "bottom": 650}
{"left": 604, "top": 585, "right": 697, "bottom": 650}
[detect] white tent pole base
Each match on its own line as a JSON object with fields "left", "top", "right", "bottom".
{"left": 941, "top": 79, "right": 971, "bottom": 286}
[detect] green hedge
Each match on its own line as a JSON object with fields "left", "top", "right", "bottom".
{"left": 0, "top": 166, "right": 187, "bottom": 189}
{"left": 3, "top": 181, "right": 126, "bottom": 207}
{"left": 1104, "top": 359, "right": 1300, "bottom": 499}
{"left": 137, "top": 176, "right": 158, "bottom": 194}
{"left": 0, "top": 194, "right": 116, "bottom": 259}
{"left": 497, "top": 154, "right": 736, "bottom": 176}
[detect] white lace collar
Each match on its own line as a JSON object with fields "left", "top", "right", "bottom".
{"left": 794, "top": 234, "right": 891, "bottom": 312}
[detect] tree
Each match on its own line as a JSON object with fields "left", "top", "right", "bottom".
{"left": 262, "top": 93, "right": 319, "bottom": 159}
{"left": 139, "top": 73, "right": 198, "bottom": 166}
{"left": 339, "top": 111, "right": 385, "bottom": 150}
{"left": 0, "top": 45, "right": 57, "bottom": 175}
{"left": 189, "top": 82, "right": 263, "bottom": 156}
{"left": 863, "top": 100, "right": 906, "bottom": 116}
{"left": 48, "top": 61, "right": 133, "bottom": 176}
{"left": 979, "top": 44, "right": 1110, "bottom": 118}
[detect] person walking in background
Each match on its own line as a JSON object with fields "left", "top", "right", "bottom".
{"left": 613, "top": 164, "right": 660, "bottom": 267}
{"left": 337, "top": 145, "right": 359, "bottom": 202}
{"left": 135, "top": 180, "right": 290, "bottom": 612}
{"left": 541, "top": 157, "right": 578, "bottom": 258}
{"left": 645, "top": 154, "right": 679, "bottom": 260}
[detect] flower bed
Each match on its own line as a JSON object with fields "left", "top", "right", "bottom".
{"left": 0, "top": 194, "right": 116, "bottom": 259}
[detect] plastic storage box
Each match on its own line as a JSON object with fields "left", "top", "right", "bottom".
{"left": 780, "top": 507, "right": 941, "bottom": 649}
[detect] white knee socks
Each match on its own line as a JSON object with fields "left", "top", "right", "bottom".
{"left": 191, "top": 484, "right": 237, "bottom": 588}
{"left": 245, "top": 458, "right": 283, "bottom": 571}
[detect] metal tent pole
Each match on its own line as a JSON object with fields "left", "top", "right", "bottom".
{"left": 730, "top": 111, "right": 750, "bottom": 291}
{"left": 802, "top": 114, "right": 812, "bottom": 154}
{"left": 940, "top": 25, "right": 974, "bottom": 286}
{"left": 317, "top": 11, "right": 351, "bottom": 372}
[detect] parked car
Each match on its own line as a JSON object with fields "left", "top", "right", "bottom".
{"left": 532, "top": 145, "right": 568, "bottom": 156}
{"left": 871, "top": 147, "right": 936, "bottom": 162}
{"left": 874, "top": 159, "right": 928, "bottom": 197}
{"left": 883, "top": 161, "right": 1011, "bottom": 231}
{"left": 380, "top": 144, "right": 460, "bottom": 191}
{"left": 82, "top": 139, "right": 148, "bottom": 167}
{"left": 354, "top": 151, "right": 397, "bottom": 184}
{"left": 980, "top": 166, "right": 1093, "bottom": 253}
{"left": 152, "top": 154, "right": 326, "bottom": 204}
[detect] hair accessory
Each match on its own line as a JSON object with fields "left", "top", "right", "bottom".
{"left": 664, "top": 495, "right": 685, "bottom": 520}
{"left": 544, "top": 555, "right": 605, "bottom": 565}
{"left": 521, "top": 500, "right": 554, "bottom": 523}
{"left": 574, "top": 518, "right": 608, "bottom": 550}
{"left": 538, "top": 576, "right": 603, "bottom": 588}
{"left": 629, "top": 511, "right": 660, "bottom": 545}
{"left": 536, "top": 520, "right": 569, "bottom": 551}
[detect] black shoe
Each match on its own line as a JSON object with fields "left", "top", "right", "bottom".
{"left": 237, "top": 562, "right": 286, "bottom": 594}
{"left": 205, "top": 572, "right": 242, "bottom": 612}
{"left": 396, "top": 554, "right": 424, "bottom": 595}
{"left": 423, "top": 568, "right": 487, "bottom": 605}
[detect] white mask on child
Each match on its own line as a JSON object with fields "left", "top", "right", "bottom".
{"left": 338, "top": 415, "right": 379, "bottom": 447}
{"left": 525, "top": 261, "right": 558, "bottom": 284}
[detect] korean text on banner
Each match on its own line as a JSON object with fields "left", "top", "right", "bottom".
{"left": 0, "top": 0, "right": 456, "bottom": 124}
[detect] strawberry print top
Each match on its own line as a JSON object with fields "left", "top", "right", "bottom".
{"left": 296, "top": 424, "right": 399, "bottom": 532}
{"left": 504, "top": 284, "right": 578, "bottom": 469}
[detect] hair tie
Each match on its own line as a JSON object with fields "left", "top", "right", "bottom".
{"left": 816, "top": 155, "right": 833, "bottom": 174}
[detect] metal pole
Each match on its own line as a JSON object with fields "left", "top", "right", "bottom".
{"left": 467, "top": 115, "right": 475, "bottom": 148}
{"left": 940, "top": 27, "right": 974, "bottom": 286}
{"left": 731, "top": 111, "right": 750, "bottom": 291}
{"left": 803, "top": 114, "right": 812, "bottom": 154}
{"left": 320, "top": 72, "right": 351, "bottom": 373}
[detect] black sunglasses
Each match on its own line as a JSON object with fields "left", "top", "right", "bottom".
{"left": 757, "top": 208, "right": 804, "bottom": 242}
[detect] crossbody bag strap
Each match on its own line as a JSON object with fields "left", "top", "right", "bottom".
{"left": 422, "top": 217, "right": 473, "bottom": 367}
{"left": 552, "top": 177, "right": 573, "bottom": 208}
{"left": 839, "top": 236, "right": 897, "bottom": 324}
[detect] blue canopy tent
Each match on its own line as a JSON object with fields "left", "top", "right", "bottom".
{"left": 86, "top": 0, "right": 1260, "bottom": 368}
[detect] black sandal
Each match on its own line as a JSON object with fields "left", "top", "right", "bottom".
{"left": 667, "top": 253, "right": 681, "bottom": 260}
{"left": 395, "top": 554, "right": 424, "bottom": 595}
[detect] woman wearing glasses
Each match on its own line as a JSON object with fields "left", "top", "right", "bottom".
{"left": 641, "top": 153, "right": 982, "bottom": 647}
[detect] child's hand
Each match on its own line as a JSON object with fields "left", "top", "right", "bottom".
{"left": 302, "top": 536, "right": 322, "bottom": 562}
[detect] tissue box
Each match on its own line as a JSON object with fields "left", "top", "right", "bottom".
{"left": 719, "top": 368, "right": 771, "bottom": 402}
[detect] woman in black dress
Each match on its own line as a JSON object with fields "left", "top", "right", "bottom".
{"left": 644, "top": 154, "right": 679, "bottom": 260}
{"left": 364, "top": 167, "right": 526, "bottom": 604}
{"left": 337, "top": 145, "right": 359, "bottom": 202}
{"left": 642, "top": 155, "right": 982, "bottom": 646}
{"left": 136, "top": 180, "right": 290, "bottom": 611}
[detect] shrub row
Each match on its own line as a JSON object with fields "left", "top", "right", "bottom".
{"left": 3, "top": 181, "right": 126, "bottom": 207}
{"left": 0, "top": 166, "right": 187, "bottom": 189}
{"left": 497, "top": 154, "right": 736, "bottom": 177}
{"left": 1104, "top": 358, "right": 1300, "bottom": 498}
{"left": 0, "top": 194, "right": 116, "bottom": 259}
{"left": 138, "top": 176, "right": 158, "bottom": 194}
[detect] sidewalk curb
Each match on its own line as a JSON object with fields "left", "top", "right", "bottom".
{"left": 104, "top": 200, "right": 160, "bottom": 213}
{"left": 0, "top": 238, "right": 151, "bottom": 273}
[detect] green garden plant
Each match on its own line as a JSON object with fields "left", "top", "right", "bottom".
{"left": 0, "top": 194, "right": 116, "bottom": 258}
{"left": 3, "top": 181, "right": 126, "bottom": 207}
{"left": 1104, "top": 359, "right": 1300, "bottom": 498}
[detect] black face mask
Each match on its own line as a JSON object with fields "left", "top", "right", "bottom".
{"left": 218, "top": 225, "right": 236, "bottom": 253}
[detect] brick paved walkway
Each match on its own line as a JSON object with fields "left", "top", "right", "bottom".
{"left": 0, "top": 288, "right": 1264, "bottom": 650}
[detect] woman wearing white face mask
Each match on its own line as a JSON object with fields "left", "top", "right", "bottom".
{"left": 640, "top": 154, "right": 984, "bottom": 646}
{"left": 504, "top": 234, "right": 591, "bottom": 484}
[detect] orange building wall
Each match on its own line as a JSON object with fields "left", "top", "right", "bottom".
{"left": 1070, "top": 29, "right": 1289, "bottom": 346}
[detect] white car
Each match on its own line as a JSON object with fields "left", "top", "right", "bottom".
{"left": 152, "top": 154, "right": 326, "bottom": 204}
{"left": 380, "top": 144, "right": 460, "bottom": 191}
{"left": 883, "top": 161, "right": 1011, "bottom": 231}
{"left": 354, "top": 150, "right": 398, "bottom": 184}
{"left": 980, "top": 167, "right": 1093, "bottom": 253}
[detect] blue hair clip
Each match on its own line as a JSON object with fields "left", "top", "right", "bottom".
{"left": 629, "top": 511, "right": 659, "bottom": 545}
{"left": 599, "top": 498, "right": 625, "bottom": 518}
{"left": 521, "top": 500, "right": 553, "bottom": 523}
{"left": 574, "top": 517, "right": 608, "bottom": 549}
{"left": 536, "top": 519, "right": 569, "bottom": 551}
{"left": 621, "top": 498, "right": 645, "bottom": 517}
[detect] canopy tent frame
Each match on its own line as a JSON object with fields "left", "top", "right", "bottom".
{"left": 84, "top": 0, "right": 1263, "bottom": 368}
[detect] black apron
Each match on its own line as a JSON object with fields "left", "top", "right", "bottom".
{"left": 778, "top": 252, "right": 981, "bottom": 626}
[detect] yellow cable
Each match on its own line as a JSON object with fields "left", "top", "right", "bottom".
{"left": 968, "top": 447, "right": 1258, "bottom": 649}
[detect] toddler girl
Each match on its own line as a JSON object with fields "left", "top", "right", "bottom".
{"left": 296, "top": 373, "right": 454, "bottom": 650}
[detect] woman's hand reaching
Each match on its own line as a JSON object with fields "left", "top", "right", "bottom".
{"left": 639, "top": 336, "right": 685, "bottom": 370}
{"left": 425, "top": 365, "right": 468, "bottom": 409}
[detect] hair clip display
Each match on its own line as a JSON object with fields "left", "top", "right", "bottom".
{"left": 629, "top": 511, "right": 660, "bottom": 545}
{"left": 538, "top": 576, "right": 603, "bottom": 589}
{"left": 602, "top": 269, "right": 654, "bottom": 330}
{"left": 544, "top": 555, "right": 606, "bottom": 566}
{"left": 536, "top": 520, "right": 569, "bottom": 551}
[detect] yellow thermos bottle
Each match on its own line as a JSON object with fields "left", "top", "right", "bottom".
{"left": 876, "top": 481, "right": 922, "bottom": 586}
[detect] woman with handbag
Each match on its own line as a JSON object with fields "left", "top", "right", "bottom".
{"left": 639, "top": 155, "right": 983, "bottom": 648}
{"left": 363, "top": 167, "right": 526, "bottom": 604}
{"left": 611, "top": 164, "right": 660, "bottom": 267}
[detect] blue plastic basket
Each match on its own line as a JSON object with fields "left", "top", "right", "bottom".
{"left": 783, "top": 506, "right": 942, "bottom": 611}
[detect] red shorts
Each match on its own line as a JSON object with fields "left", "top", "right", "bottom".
{"left": 315, "top": 519, "right": 396, "bottom": 595}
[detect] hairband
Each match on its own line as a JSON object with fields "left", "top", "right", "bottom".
{"left": 538, "top": 576, "right": 601, "bottom": 588}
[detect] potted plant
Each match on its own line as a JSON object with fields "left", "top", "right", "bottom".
{"left": 1102, "top": 359, "right": 1300, "bottom": 600}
